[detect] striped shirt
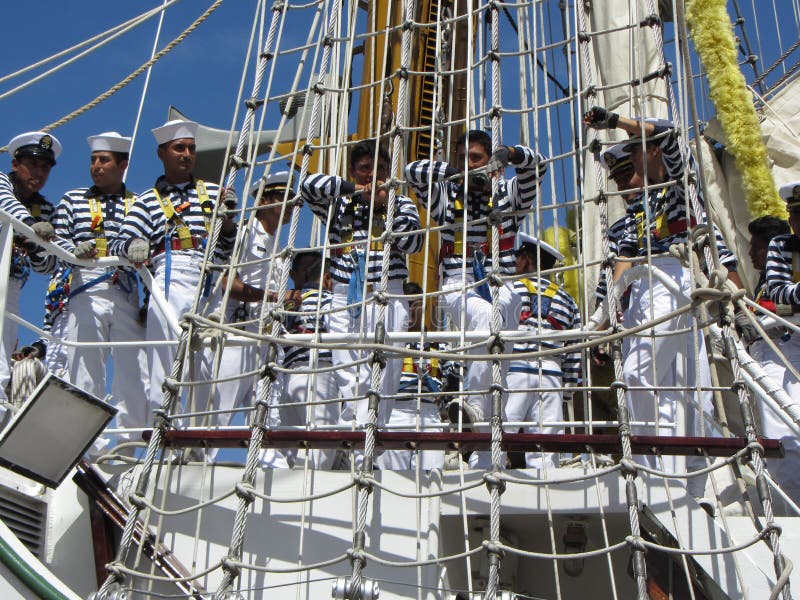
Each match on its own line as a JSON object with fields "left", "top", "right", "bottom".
{"left": 512, "top": 277, "right": 582, "bottom": 385}
{"left": 108, "top": 175, "right": 234, "bottom": 263}
{"left": 210, "top": 220, "right": 283, "bottom": 323}
{"left": 618, "top": 127, "right": 737, "bottom": 270}
{"left": 283, "top": 286, "right": 333, "bottom": 368}
{"left": 765, "top": 233, "right": 800, "bottom": 306}
{"left": 301, "top": 174, "right": 423, "bottom": 284}
{"left": 405, "top": 145, "right": 546, "bottom": 279}
{"left": 52, "top": 186, "right": 137, "bottom": 280}
{"left": 594, "top": 213, "right": 631, "bottom": 305}
{"left": 0, "top": 171, "right": 57, "bottom": 276}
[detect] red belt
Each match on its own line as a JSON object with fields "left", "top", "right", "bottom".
{"left": 655, "top": 217, "right": 697, "bottom": 240}
{"left": 154, "top": 235, "right": 205, "bottom": 255}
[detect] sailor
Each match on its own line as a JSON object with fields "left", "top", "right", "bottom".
{"left": 50, "top": 132, "right": 149, "bottom": 448}
{"left": 376, "top": 282, "right": 457, "bottom": 471}
{"left": 201, "top": 170, "right": 296, "bottom": 468}
{"left": 584, "top": 107, "right": 733, "bottom": 485}
{"left": 593, "top": 141, "right": 644, "bottom": 309}
{"left": 282, "top": 250, "right": 338, "bottom": 469}
{"left": 506, "top": 233, "right": 581, "bottom": 470}
{"left": 0, "top": 131, "right": 61, "bottom": 406}
{"left": 300, "top": 141, "right": 423, "bottom": 466}
{"left": 591, "top": 142, "right": 646, "bottom": 367}
{"left": 405, "top": 131, "right": 546, "bottom": 468}
{"left": 108, "top": 120, "right": 237, "bottom": 432}
{"left": 760, "top": 183, "right": 800, "bottom": 501}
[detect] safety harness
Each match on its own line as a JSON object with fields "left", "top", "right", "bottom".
{"left": 49, "top": 191, "right": 138, "bottom": 311}
{"left": 153, "top": 180, "right": 213, "bottom": 298}
{"left": 633, "top": 187, "right": 696, "bottom": 251}
{"left": 10, "top": 202, "right": 43, "bottom": 284}
{"left": 441, "top": 194, "right": 515, "bottom": 302}
{"left": 519, "top": 278, "right": 562, "bottom": 329}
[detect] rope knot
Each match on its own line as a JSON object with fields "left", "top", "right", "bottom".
{"left": 619, "top": 458, "right": 639, "bottom": 478}
{"left": 373, "top": 291, "right": 388, "bottom": 306}
{"left": 347, "top": 548, "right": 368, "bottom": 567}
{"left": 609, "top": 380, "right": 627, "bottom": 393}
{"left": 625, "top": 535, "right": 647, "bottom": 552}
{"left": 161, "top": 377, "right": 179, "bottom": 395}
{"left": 105, "top": 561, "right": 126, "bottom": 580}
{"left": 235, "top": 481, "right": 256, "bottom": 502}
{"left": 129, "top": 493, "right": 147, "bottom": 510}
{"left": 762, "top": 521, "right": 783, "bottom": 538}
{"left": 746, "top": 439, "right": 765, "bottom": 457}
{"left": 228, "top": 155, "right": 248, "bottom": 170}
{"left": 244, "top": 97, "right": 264, "bottom": 110}
{"left": 481, "top": 540, "right": 505, "bottom": 558}
{"left": 354, "top": 474, "right": 374, "bottom": 493}
{"left": 483, "top": 471, "right": 507, "bottom": 494}
{"left": 488, "top": 333, "right": 504, "bottom": 355}
{"left": 221, "top": 555, "right": 242, "bottom": 577}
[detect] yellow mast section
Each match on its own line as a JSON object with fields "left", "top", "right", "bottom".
{"left": 356, "top": 0, "right": 474, "bottom": 296}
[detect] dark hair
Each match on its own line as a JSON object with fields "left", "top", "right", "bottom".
{"left": 350, "top": 141, "right": 390, "bottom": 170}
{"left": 516, "top": 246, "right": 557, "bottom": 271}
{"left": 748, "top": 215, "right": 790, "bottom": 242}
{"left": 291, "top": 250, "right": 324, "bottom": 282}
{"left": 403, "top": 281, "right": 423, "bottom": 296}
{"left": 111, "top": 151, "right": 130, "bottom": 163}
{"left": 456, "top": 130, "right": 492, "bottom": 157}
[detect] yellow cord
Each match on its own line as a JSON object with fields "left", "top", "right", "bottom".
{"left": 686, "top": 0, "right": 786, "bottom": 219}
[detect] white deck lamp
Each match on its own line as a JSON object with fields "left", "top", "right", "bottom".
{"left": 0, "top": 373, "right": 116, "bottom": 487}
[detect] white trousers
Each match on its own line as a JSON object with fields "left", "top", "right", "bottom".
{"left": 0, "top": 278, "right": 23, "bottom": 403}
{"left": 67, "top": 272, "right": 149, "bottom": 441}
{"left": 750, "top": 335, "right": 800, "bottom": 504}
{"left": 330, "top": 281, "right": 408, "bottom": 427}
{"left": 506, "top": 363, "right": 563, "bottom": 469}
{"left": 283, "top": 369, "right": 340, "bottom": 468}
{"left": 441, "top": 277, "right": 521, "bottom": 419}
{"left": 147, "top": 253, "right": 206, "bottom": 421}
{"left": 45, "top": 309, "right": 69, "bottom": 376}
{"left": 623, "top": 257, "right": 712, "bottom": 484}
{"left": 442, "top": 277, "right": 521, "bottom": 469}
{"left": 377, "top": 401, "right": 444, "bottom": 471}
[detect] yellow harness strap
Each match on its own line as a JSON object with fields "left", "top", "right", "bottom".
{"left": 88, "top": 191, "right": 134, "bottom": 257}
{"left": 153, "top": 180, "right": 211, "bottom": 250}
{"left": 520, "top": 278, "right": 559, "bottom": 299}
{"left": 402, "top": 356, "right": 441, "bottom": 377}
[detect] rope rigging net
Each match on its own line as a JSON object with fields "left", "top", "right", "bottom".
{"left": 4, "top": 0, "right": 800, "bottom": 599}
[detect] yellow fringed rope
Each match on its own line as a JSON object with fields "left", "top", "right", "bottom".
{"left": 686, "top": 0, "right": 786, "bottom": 219}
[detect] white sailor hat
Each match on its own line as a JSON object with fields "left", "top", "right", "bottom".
{"left": 600, "top": 142, "right": 633, "bottom": 178}
{"left": 514, "top": 231, "right": 564, "bottom": 262}
{"left": 151, "top": 119, "right": 198, "bottom": 145}
{"left": 623, "top": 117, "right": 674, "bottom": 151}
{"left": 8, "top": 131, "right": 62, "bottom": 166}
{"left": 778, "top": 181, "right": 800, "bottom": 208}
{"left": 87, "top": 131, "right": 132, "bottom": 154}
{"left": 250, "top": 170, "right": 292, "bottom": 198}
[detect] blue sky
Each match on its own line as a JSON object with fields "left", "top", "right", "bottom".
{"left": 2, "top": 0, "right": 799, "bottom": 351}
